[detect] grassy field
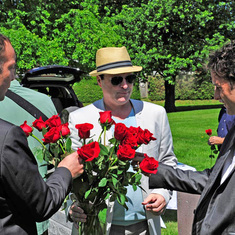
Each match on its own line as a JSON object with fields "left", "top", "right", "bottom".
{"left": 161, "top": 106, "right": 221, "bottom": 235}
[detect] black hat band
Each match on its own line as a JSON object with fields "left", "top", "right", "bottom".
{"left": 97, "top": 60, "right": 133, "bottom": 72}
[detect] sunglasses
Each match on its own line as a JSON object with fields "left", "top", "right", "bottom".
{"left": 110, "top": 74, "right": 136, "bottom": 86}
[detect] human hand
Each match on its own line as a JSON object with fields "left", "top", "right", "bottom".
{"left": 131, "top": 152, "right": 145, "bottom": 168}
{"left": 69, "top": 202, "right": 87, "bottom": 229}
{"left": 208, "top": 136, "right": 224, "bottom": 146}
{"left": 58, "top": 152, "right": 84, "bottom": 179}
{"left": 142, "top": 193, "right": 166, "bottom": 215}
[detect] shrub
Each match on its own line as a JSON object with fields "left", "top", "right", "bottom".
{"left": 148, "top": 73, "right": 214, "bottom": 101}
{"left": 148, "top": 75, "right": 165, "bottom": 101}
{"left": 73, "top": 77, "right": 103, "bottom": 104}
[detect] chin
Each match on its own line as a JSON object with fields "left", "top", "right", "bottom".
{"left": 117, "top": 97, "right": 129, "bottom": 103}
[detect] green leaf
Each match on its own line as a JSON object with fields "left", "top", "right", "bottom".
{"left": 118, "top": 160, "right": 127, "bottom": 166}
{"left": 104, "top": 193, "right": 110, "bottom": 200}
{"left": 117, "top": 193, "right": 126, "bottom": 206}
{"left": 42, "top": 127, "right": 47, "bottom": 136}
{"left": 32, "top": 146, "right": 44, "bottom": 163}
{"left": 135, "top": 173, "right": 142, "bottom": 183}
{"left": 109, "top": 166, "right": 118, "bottom": 170}
{"left": 132, "top": 184, "right": 137, "bottom": 191}
{"left": 99, "top": 178, "right": 107, "bottom": 187}
{"left": 108, "top": 138, "right": 117, "bottom": 145}
{"left": 112, "top": 175, "right": 119, "bottom": 187}
{"left": 98, "top": 208, "right": 107, "bottom": 224}
{"left": 65, "top": 137, "right": 72, "bottom": 152}
{"left": 85, "top": 189, "right": 91, "bottom": 199}
{"left": 99, "top": 144, "right": 109, "bottom": 155}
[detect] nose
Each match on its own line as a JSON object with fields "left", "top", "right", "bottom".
{"left": 120, "top": 78, "right": 129, "bottom": 89}
{"left": 214, "top": 87, "right": 220, "bottom": 100}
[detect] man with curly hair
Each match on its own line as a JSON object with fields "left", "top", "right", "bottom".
{"left": 147, "top": 40, "right": 235, "bottom": 235}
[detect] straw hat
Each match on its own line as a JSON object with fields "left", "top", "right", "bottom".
{"left": 89, "top": 46, "right": 142, "bottom": 76}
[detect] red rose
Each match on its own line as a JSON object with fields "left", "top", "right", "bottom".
{"left": 117, "top": 144, "right": 136, "bottom": 161}
{"left": 99, "top": 111, "right": 113, "bottom": 124}
{"left": 114, "top": 123, "right": 128, "bottom": 141}
{"left": 99, "top": 111, "right": 115, "bottom": 130}
{"left": 61, "top": 123, "right": 70, "bottom": 137}
{"left": 139, "top": 154, "right": 159, "bottom": 174}
{"left": 20, "top": 121, "right": 33, "bottom": 137}
{"left": 137, "top": 128, "right": 157, "bottom": 145}
{"left": 45, "top": 114, "right": 61, "bottom": 128}
{"left": 77, "top": 141, "right": 100, "bottom": 162}
{"left": 121, "top": 130, "right": 138, "bottom": 148}
{"left": 75, "top": 123, "right": 94, "bottom": 139}
{"left": 205, "top": 129, "right": 212, "bottom": 136}
{"left": 42, "top": 126, "right": 61, "bottom": 143}
{"left": 32, "top": 116, "right": 47, "bottom": 131}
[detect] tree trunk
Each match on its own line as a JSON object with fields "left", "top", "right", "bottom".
{"left": 164, "top": 79, "right": 176, "bottom": 112}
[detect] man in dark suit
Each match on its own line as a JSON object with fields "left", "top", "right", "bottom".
{"left": 142, "top": 40, "right": 235, "bottom": 235}
{"left": 0, "top": 34, "right": 84, "bottom": 234}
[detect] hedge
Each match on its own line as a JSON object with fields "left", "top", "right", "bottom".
{"left": 148, "top": 74, "right": 214, "bottom": 101}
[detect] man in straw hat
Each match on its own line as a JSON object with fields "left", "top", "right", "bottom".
{"left": 68, "top": 46, "right": 177, "bottom": 235}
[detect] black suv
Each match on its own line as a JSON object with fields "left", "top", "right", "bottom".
{"left": 21, "top": 65, "right": 84, "bottom": 114}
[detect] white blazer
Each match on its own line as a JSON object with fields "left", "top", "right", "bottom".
{"left": 69, "top": 99, "right": 177, "bottom": 235}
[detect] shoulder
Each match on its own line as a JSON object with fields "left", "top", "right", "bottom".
{"left": 70, "top": 100, "right": 103, "bottom": 116}
{"left": 0, "top": 119, "right": 28, "bottom": 150}
{"left": 131, "top": 99, "right": 166, "bottom": 114}
{"left": 0, "top": 118, "right": 14, "bottom": 134}
{"left": 70, "top": 103, "right": 97, "bottom": 116}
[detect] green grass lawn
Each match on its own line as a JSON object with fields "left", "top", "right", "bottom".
{"left": 168, "top": 108, "right": 220, "bottom": 170}
{"left": 161, "top": 107, "right": 221, "bottom": 234}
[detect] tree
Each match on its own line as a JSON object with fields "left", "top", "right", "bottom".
{"left": 52, "top": 8, "right": 124, "bottom": 72}
{"left": 0, "top": 24, "right": 69, "bottom": 75}
{"left": 1, "top": 0, "right": 234, "bottom": 111}
{"left": 110, "top": 0, "right": 235, "bottom": 111}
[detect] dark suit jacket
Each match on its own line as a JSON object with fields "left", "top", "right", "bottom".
{"left": 0, "top": 119, "right": 72, "bottom": 234}
{"left": 149, "top": 124, "right": 235, "bottom": 235}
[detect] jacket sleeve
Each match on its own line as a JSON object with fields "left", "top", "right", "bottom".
{"left": 149, "top": 163, "right": 210, "bottom": 194}
{"left": 1, "top": 125, "right": 72, "bottom": 222}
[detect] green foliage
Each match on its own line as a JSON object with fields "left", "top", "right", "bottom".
{"left": 148, "top": 75, "right": 165, "bottom": 101}
{"left": 110, "top": 0, "right": 234, "bottom": 109}
{"left": 148, "top": 73, "right": 214, "bottom": 101}
{"left": 1, "top": 0, "right": 234, "bottom": 108}
{"left": 0, "top": 25, "right": 68, "bottom": 75}
{"left": 52, "top": 9, "right": 124, "bottom": 71}
{"left": 73, "top": 78, "right": 103, "bottom": 104}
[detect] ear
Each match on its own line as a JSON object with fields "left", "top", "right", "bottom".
{"left": 97, "top": 76, "right": 102, "bottom": 88}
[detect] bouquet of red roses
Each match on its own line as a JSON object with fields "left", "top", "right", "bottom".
{"left": 20, "top": 111, "right": 159, "bottom": 235}
{"left": 20, "top": 114, "right": 72, "bottom": 168}
{"left": 71, "top": 110, "right": 159, "bottom": 235}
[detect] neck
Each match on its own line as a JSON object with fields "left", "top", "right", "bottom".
{"left": 104, "top": 100, "right": 132, "bottom": 120}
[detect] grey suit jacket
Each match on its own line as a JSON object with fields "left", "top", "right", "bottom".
{"left": 0, "top": 119, "right": 72, "bottom": 234}
{"left": 150, "top": 124, "right": 235, "bottom": 235}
